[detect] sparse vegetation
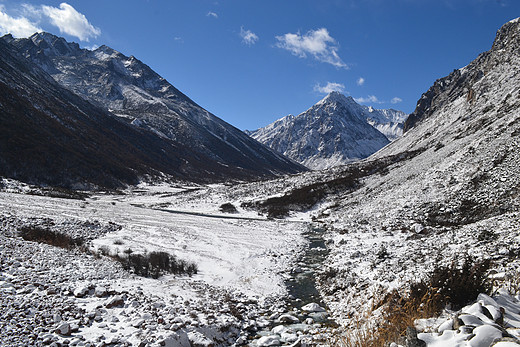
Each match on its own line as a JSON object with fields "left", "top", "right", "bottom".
{"left": 336, "top": 256, "right": 491, "bottom": 347}
{"left": 114, "top": 250, "right": 198, "bottom": 279}
{"left": 242, "top": 149, "right": 424, "bottom": 218}
{"left": 18, "top": 226, "right": 197, "bottom": 279}
{"left": 18, "top": 226, "right": 84, "bottom": 250}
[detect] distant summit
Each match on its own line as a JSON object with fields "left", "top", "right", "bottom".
{"left": 247, "top": 92, "right": 407, "bottom": 169}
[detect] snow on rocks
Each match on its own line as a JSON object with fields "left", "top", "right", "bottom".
{"left": 278, "top": 314, "right": 300, "bottom": 324}
{"left": 414, "top": 290, "right": 520, "bottom": 347}
{"left": 0, "top": 186, "right": 337, "bottom": 346}
{"left": 257, "top": 335, "right": 281, "bottom": 346}
{"left": 301, "top": 302, "right": 326, "bottom": 312}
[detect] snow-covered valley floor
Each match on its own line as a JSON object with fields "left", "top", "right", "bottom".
{"left": 2, "top": 175, "right": 520, "bottom": 347}
{"left": 0, "top": 182, "right": 335, "bottom": 346}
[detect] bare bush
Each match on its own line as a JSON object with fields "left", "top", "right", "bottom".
{"left": 18, "top": 226, "right": 84, "bottom": 250}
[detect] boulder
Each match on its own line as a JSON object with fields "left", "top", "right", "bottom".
{"left": 257, "top": 335, "right": 281, "bottom": 346}
{"left": 73, "top": 286, "right": 89, "bottom": 298}
{"left": 55, "top": 322, "right": 71, "bottom": 336}
{"left": 301, "top": 303, "right": 326, "bottom": 312}
{"left": 105, "top": 295, "right": 124, "bottom": 308}
{"left": 278, "top": 314, "right": 299, "bottom": 324}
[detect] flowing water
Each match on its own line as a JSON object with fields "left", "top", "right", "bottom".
{"left": 249, "top": 226, "right": 337, "bottom": 346}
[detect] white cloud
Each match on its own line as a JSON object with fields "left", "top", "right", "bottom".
{"left": 357, "top": 77, "right": 365, "bottom": 86}
{"left": 314, "top": 82, "right": 346, "bottom": 94}
{"left": 84, "top": 44, "right": 99, "bottom": 51}
{"left": 207, "top": 11, "right": 218, "bottom": 18}
{"left": 42, "top": 3, "right": 100, "bottom": 41}
{"left": 240, "top": 27, "right": 258, "bottom": 46}
{"left": 354, "top": 95, "right": 382, "bottom": 104}
{"left": 173, "top": 36, "right": 184, "bottom": 43}
{"left": 0, "top": 4, "right": 41, "bottom": 38}
{"left": 275, "top": 28, "right": 347, "bottom": 68}
{"left": 391, "top": 97, "right": 403, "bottom": 104}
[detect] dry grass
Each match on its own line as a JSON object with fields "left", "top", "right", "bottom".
{"left": 19, "top": 226, "right": 84, "bottom": 250}
{"left": 334, "top": 288, "right": 441, "bottom": 347}
{"left": 333, "top": 257, "right": 491, "bottom": 347}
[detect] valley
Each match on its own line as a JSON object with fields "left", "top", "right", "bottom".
{"left": 1, "top": 6, "right": 520, "bottom": 347}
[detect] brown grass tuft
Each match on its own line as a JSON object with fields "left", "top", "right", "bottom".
{"left": 334, "top": 257, "right": 491, "bottom": 347}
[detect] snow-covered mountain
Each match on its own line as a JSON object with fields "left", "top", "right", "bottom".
{"left": 1, "top": 32, "right": 304, "bottom": 186}
{"left": 247, "top": 92, "right": 406, "bottom": 169}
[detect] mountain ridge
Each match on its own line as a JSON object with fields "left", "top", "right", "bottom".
{"left": 248, "top": 91, "right": 406, "bottom": 169}
{"left": 0, "top": 32, "right": 305, "bottom": 187}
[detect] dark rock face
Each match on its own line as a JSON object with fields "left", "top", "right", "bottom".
{"left": 0, "top": 33, "right": 305, "bottom": 188}
{"left": 0, "top": 38, "right": 219, "bottom": 188}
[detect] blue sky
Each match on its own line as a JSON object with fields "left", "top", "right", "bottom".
{"left": 0, "top": 1, "right": 518, "bottom": 130}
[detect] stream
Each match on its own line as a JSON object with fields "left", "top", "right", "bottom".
{"left": 249, "top": 226, "right": 337, "bottom": 346}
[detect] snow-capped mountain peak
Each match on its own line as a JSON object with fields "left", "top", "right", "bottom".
{"left": 317, "top": 91, "right": 356, "bottom": 106}
{"left": 248, "top": 92, "right": 405, "bottom": 170}
{"left": 248, "top": 92, "right": 407, "bottom": 169}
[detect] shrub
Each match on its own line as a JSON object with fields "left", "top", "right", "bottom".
{"left": 117, "top": 251, "right": 198, "bottom": 279}
{"left": 408, "top": 256, "right": 491, "bottom": 311}
{"left": 18, "top": 226, "right": 84, "bottom": 249}
{"left": 219, "top": 203, "right": 237, "bottom": 213}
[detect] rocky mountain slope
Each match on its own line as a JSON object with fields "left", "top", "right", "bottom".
{"left": 0, "top": 33, "right": 304, "bottom": 188}
{"left": 315, "top": 17, "right": 520, "bottom": 337}
{"left": 0, "top": 38, "right": 225, "bottom": 189}
{"left": 247, "top": 92, "right": 406, "bottom": 169}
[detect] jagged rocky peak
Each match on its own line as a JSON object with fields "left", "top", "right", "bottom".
{"left": 30, "top": 32, "right": 81, "bottom": 57}
{"left": 491, "top": 17, "right": 520, "bottom": 52}
{"left": 404, "top": 17, "right": 520, "bottom": 133}
{"left": 248, "top": 92, "right": 399, "bottom": 170}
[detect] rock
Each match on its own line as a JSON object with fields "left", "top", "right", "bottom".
{"left": 281, "top": 332, "right": 299, "bottom": 343}
{"left": 304, "top": 318, "right": 314, "bottom": 325}
{"left": 53, "top": 313, "right": 62, "bottom": 323}
{"left": 187, "top": 331, "right": 214, "bottom": 346}
{"left": 405, "top": 327, "right": 426, "bottom": 347}
{"left": 278, "top": 314, "right": 300, "bottom": 323}
{"left": 235, "top": 335, "right": 247, "bottom": 345}
{"left": 142, "top": 313, "right": 153, "bottom": 320}
{"left": 163, "top": 331, "right": 191, "bottom": 347}
{"left": 73, "top": 286, "right": 89, "bottom": 298}
{"left": 56, "top": 322, "right": 72, "bottom": 336}
{"left": 301, "top": 303, "right": 326, "bottom": 312}
{"left": 132, "top": 318, "right": 145, "bottom": 328}
{"left": 257, "top": 335, "right": 281, "bottom": 346}
{"left": 413, "top": 223, "right": 424, "bottom": 234}
{"left": 437, "top": 318, "right": 453, "bottom": 332}
{"left": 492, "top": 337, "right": 520, "bottom": 346}
{"left": 94, "top": 286, "right": 107, "bottom": 297}
{"left": 469, "top": 325, "right": 504, "bottom": 347}
{"left": 70, "top": 322, "right": 79, "bottom": 332}
{"left": 105, "top": 295, "right": 124, "bottom": 308}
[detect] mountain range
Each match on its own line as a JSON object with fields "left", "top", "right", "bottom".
{"left": 0, "top": 33, "right": 304, "bottom": 188}
{"left": 247, "top": 92, "right": 407, "bottom": 169}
